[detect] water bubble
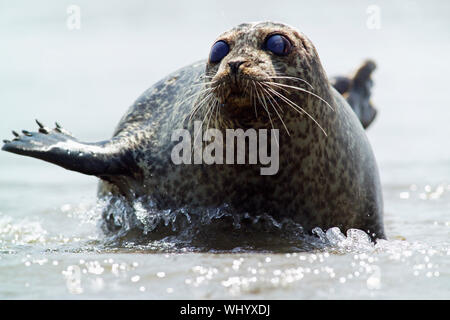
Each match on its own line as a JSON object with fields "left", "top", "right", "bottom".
{"left": 366, "top": 265, "right": 381, "bottom": 290}
{"left": 399, "top": 192, "right": 410, "bottom": 199}
{"left": 85, "top": 261, "right": 104, "bottom": 275}
{"left": 90, "top": 277, "right": 104, "bottom": 292}
{"left": 366, "top": 275, "right": 380, "bottom": 289}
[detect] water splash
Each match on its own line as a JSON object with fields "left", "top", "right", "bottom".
{"left": 312, "top": 227, "right": 375, "bottom": 253}
{"left": 0, "top": 213, "right": 48, "bottom": 251}
{"left": 93, "top": 195, "right": 389, "bottom": 253}
{"left": 0, "top": 200, "right": 102, "bottom": 254}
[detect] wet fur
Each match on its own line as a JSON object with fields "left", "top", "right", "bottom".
{"left": 3, "top": 22, "right": 385, "bottom": 241}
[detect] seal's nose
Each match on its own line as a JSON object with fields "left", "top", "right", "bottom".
{"left": 228, "top": 61, "right": 245, "bottom": 74}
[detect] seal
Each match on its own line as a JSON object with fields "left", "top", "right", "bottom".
{"left": 2, "top": 21, "right": 385, "bottom": 243}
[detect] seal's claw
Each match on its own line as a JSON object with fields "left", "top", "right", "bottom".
{"left": 52, "top": 122, "right": 73, "bottom": 136}
{"left": 35, "top": 119, "right": 44, "bottom": 129}
{"left": 35, "top": 119, "right": 50, "bottom": 134}
{"left": 54, "top": 122, "right": 63, "bottom": 133}
{"left": 2, "top": 120, "right": 80, "bottom": 156}
{"left": 2, "top": 123, "right": 80, "bottom": 160}
{"left": 2, "top": 122, "right": 124, "bottom": 177}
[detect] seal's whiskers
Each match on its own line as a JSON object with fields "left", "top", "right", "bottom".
{"left": 253, "top": 81, "right": 280, "bottom": 146}
{"left": 257, "top": 83, "right": 291, "bottom": 136}
{"left": 249, "top": 84, "right": 258, "bottom": 119}
{"left": 263, "top": 83, "right": 328, "bottom": 137}
{"left": 188, "top": 90, "right": 216, "bottom": 123}
{"left": 192, "top": 95, "right": 216, "bottom": 145}
{"left": 268, "top": 76, "right": 314, "bottom": 90}
{"left": 258, "top": 83, "right": 284, "bottom": 114}
{"left": 266, "top": 81, "right": 334, "bottom": 112}
{"left": 205, "top": 99, "right": 219, "bottom": 133}
{"left": 178, "top": 84, "right": 214, "bottom": 117}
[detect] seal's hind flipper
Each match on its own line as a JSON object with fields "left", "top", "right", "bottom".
{"left": 330, "top": 76, "right": 351, "bottom": 95}
{"left": 2, "top": 120, "right": 132, "bottom": 178}
{"left": 332, "top": 60, "right": 378, "bottom": 129}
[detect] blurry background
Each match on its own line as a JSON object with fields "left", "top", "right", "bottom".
{"left": 0, "top": 0, "right": 449, "bottom": 299}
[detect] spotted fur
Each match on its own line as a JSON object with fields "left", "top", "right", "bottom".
{"left": 97, "top": 22, "right": 385, "bottom": 240}
{"left": 2, "top": 22, "right": 385, "bottom": 241}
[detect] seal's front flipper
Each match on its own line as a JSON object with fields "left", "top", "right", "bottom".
{"left": 2, "top": 120, "right": 133, "bottom": 178}
{"left": 331, "top": 60, "right": 378, "bottom": 129}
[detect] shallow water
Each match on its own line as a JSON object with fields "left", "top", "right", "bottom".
{"left": 0, "top": 0, "right": 449, "bottom": 299}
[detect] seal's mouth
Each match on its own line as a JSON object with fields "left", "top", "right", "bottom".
{"left": 213, "top": 76, "right": 271, "bottom": 109}
{"left": 224, "top": 89, "right": 251, "bottom": 107}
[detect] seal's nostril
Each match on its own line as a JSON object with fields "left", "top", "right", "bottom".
{"left": 228, "top": 61, "right": 245, "bottom": 74}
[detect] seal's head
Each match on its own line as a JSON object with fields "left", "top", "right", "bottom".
{"left": 203, "top": 21, "right": 331, "bottom": 124}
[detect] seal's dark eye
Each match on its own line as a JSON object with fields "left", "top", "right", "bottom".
{"left": 209, "top": 41, "right": 229, "bottom": 63}
{"left": 264, "top": 34, "right": 292, "bottom": 56}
